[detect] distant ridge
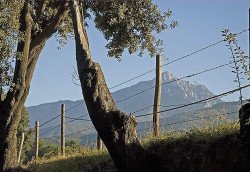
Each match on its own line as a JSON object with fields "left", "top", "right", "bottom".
{"left": 27, "top": 71, "right": 222, "bottom": 128}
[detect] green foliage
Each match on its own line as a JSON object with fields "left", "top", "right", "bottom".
{"left": 89, "top": 0, "right": 177, "bottom": 58}
{"left": 222, "top": 29, "right": 250, "bottom": 81}
{"left": 222, "top": 29, "right": 249, "bottom": 105}
{"left": 187, "top": 122, "right": 239, "bottom": 141}
{"left": 0, "top": 0, "right": 24, "bottom": 91}
{"left": 18, "top": 107, "right": 30, "bottom": 133}
{"left": 26, "top": 148, "right": 115, "bottom": 172}
{"left": 26, "top": 139, "right": 114, "bottom": 171}
{"left": 17, "top": 107, "right": 35, "bottom": 164}
{"left": 65, "top": 139, "right": 84, "bottom": 155}
{"left": 142, "top": 122, "right": 239, "bottom": 150}
{"left": 58, "top": 0, "right": 177, "bottom": 58}
{"left": 2, "top": 0, "right": 174, "bottom": 60}
{"left": 26, "top": 122, "right": 240, "bottom": 172}
{"left": 39, "top": 141, "right": 60, "bottom": 159}
{"left": 24, "top": 138, "right": 86, "bottom": 161}
{"left": 0, "top": 0, "right": 72, "bottom": 90}
{"left": 0, "top": 0, "right": 176, "bottom": 91}
{"left": 23, "top": 139, "right": 60, "bottom": 161}
{"left": 0, "top": 0, "right": 23, "bottom": 59}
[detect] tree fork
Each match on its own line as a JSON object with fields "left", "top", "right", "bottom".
{"left": 70, "top": 0, "right": 155, "bottom": 171}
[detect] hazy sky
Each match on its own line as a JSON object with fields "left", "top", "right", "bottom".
{"left": 25, "top": 0, "right": 250, "bottom": 107}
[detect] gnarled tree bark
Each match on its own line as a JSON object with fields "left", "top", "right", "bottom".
{"left": 70, "top": 1, "right": 152, "bottom": 171}
{"left": 0, "top": 2, "right": 69, "bottom": 171}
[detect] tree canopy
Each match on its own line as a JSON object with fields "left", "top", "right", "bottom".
{"left": 0, "top": 0, "right": 176, "bottom": 91}
{"left": 88, "top": 0, "right": 177, "bottom": 58}
{"left": 0, "top": 0, "right": 23, "bottom": 92}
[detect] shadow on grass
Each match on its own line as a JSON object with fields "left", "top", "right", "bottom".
{"left": 144, "top": 129, "right": 250, "bottom": 171}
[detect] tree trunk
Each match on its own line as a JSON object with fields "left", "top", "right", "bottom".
{"left": 239, "top": 103, "right": 250, "bottom": 142}
{"left": 70, "top": 1, "right": 152, "bottom": 171}
{"left": 239, "top": 103, "right": 250, "bottom": 170}
{"left": 0, "top": 3, "right": 69, "bottom": 171}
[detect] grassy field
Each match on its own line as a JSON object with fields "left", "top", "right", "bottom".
{"left": 25, "top": 122, "right": 241, "bottom": 172}
{"left": 25, "top": 149, "right": 116, "bottom": 172}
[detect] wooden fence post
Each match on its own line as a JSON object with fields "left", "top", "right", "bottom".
{"left": 17, "top": 132, "right": 25, "bottom": 163}
{"left": 61, "top": 104, "right": 65, "bottom": 157}
{"left": 35, "top": 121, "right": 39, "bottom": 159}
{"left": 153, "top": 54, "right": 162, "bottom": 137}
{"left": 97, "top": 134, "right": 103, "bottom": 150}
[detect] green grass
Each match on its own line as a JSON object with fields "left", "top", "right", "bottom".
{"left": 140, "top": 122, "right": 239, "bottom": 148}
{"left": 25, "top": 122, "right": 240, "bottom": 172}
{"left": 25, "top": 148, "right": 116, "bottom": 172}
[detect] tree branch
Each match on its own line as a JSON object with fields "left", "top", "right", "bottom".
{"left": 36, "top": 0, "right": 50, "bottom": 20}
{"left": 3, "top": 0, "right": 32, "bottom": 126}
{"left": 30, "top": 2, "right": 70, "bottom": 54}
{"left": 27, "top": 3, "right": 70, "bottom": 84}
{"left": 70, "top": 0, "right": 91, "bottom": 60}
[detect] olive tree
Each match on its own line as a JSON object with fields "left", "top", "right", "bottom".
{"left": 0, "top": 1, "right": 70, "bottom": 170}
{"left": 0, "top": 0, "right": 175, "bottom": 171}
{"left": 70, "top": 0, "right": 176, "bottom": 171}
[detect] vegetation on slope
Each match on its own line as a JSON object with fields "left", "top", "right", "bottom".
{"left": 143, "top": 123, "right": 248, "bottom": 172}
{"left": 25, "top": 122, "right": 246, "bottom": 172}
{"left": 26, "top": 149, "right": 115, "bottom": 172}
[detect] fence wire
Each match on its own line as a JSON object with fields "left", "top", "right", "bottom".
{"left": 117, "top": 60, "right": 235, "bottom": 104}
{"left": 135, "top": 84, "right": 250, "bottom": 118}
{"left": 137, "top": 111, "right": 237, "bottom": 133}
{"left": 109, "top": 29, "right": 248, "bottom": 90}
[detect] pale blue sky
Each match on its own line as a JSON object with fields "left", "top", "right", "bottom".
{"left": 25, "top": 0, "right": 250, "bottom": 107}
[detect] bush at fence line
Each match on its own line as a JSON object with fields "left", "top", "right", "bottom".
{"left": 65, "top": 139, "right": 84, "bottom": 155}
{"left": 37, "top": 139, "right": 85, "bottom": 158}
{"left": 41, "top": 143, "right": 60, "bottom": 158}
{"left": 17, "top": 107, "right": 35, "bottom": 164}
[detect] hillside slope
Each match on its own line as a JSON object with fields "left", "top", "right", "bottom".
{"left": 41, "top": 100, "right": 242, "bottom": 145}
{"left": 27, "top": 71, "right": 222, "bottom": 127}
{"left": 26, "top": 123, "right": 250, "bottom": 172}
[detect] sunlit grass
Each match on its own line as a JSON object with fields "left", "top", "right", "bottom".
{"left": 25, "top": 122, "right": 240, "bottom": 172}
{"left": 141, "top": 122, "right": 239, "bottom": 149}
{"left": 25, "top": 148, "right": 115, "bottom": 172}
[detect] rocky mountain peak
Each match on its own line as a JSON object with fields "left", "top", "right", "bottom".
{"left": 162, "top": 71, "right": 177, "bottom": 82}
{"left": 27, "top": 71, "right": 223, "bottom": 127}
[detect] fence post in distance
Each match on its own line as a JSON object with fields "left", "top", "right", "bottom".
{"left": 61, "top": 104, "right": 65, "bottom": 157}
{"left": 17, "top": 132, "right": 25, "bottom": 163}
{"left": 97, "top": 134, "right": 103, "bottom": 150}
{"left": 35, "top": 121, "right": 39, "bottom": 159}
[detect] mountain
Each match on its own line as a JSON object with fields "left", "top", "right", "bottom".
{"left": 27, "top": 71, "right": 222, "bottom": 128}
{"left": 28, "top": 100, "right": 89, "bottom": 127}
{"left": 112, "top": 72, "right": 222, "bottom": 121}
{"left": 42, "top": 100, "right": 243, "bottom": 145}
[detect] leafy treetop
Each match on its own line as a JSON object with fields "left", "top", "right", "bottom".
{"left": 0, "top": 0, "right": 176, "bottom": 89}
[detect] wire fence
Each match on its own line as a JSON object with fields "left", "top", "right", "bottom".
{"left": 108, "top": 29, "right": 248, "bottom": 90}
{"left": 137, "top": 111, "right": 237, "bottom": 133}
{"left": 135, "top": 84, "right": 250, "bottom": 118}
{"left": 116, "top": 60, "right": 236, "bottom": 104}
{"left": 31, "top": 28, "right": 249, "bottom": 155}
